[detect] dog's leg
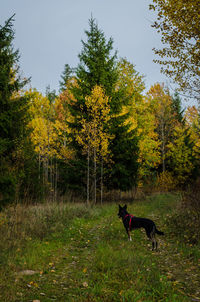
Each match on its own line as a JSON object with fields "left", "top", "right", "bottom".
{"left": 151, "top": 227, "right": 158, "bottom": 251}
{"left": 155, "top": 240, "right": 158, "bottom": 251}
{"left": 146, "top": 229, "right": 153, "bottom": 249}
{"left": 150, "top": 234, "right": 154, "bottom": 250}
{"left": 126, "top": 229, "right": 132, "bottom": 241}
{"left": 150, "top": 230, "right": 155, "bottom": 251}
{"left": 154, "top": 233, "right": 158, "bottom": 251}
{"left": 153, "top": 238, "right": 158, "bottom": 251}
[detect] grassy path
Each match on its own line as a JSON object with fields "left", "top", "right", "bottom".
{"left": 0, "top": 193, "right": 200, "bottom": 301}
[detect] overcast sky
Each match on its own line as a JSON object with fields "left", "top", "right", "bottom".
{"left": 1, "top": 0, "right": 170, "bottom": 95}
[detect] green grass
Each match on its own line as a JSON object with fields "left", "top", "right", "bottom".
{"left": 0, "top": 193, "right": 199, "bottom": 301}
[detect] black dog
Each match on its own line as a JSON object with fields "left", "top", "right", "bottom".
{"left": 118, "top": 204, "right": 164, "bottom": 250}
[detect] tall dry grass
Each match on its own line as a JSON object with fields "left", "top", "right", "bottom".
{"left": 165, "top": 182, "right": 200, "bottom": 245}
{"left": 0, "top": 202, "right": 92, "bottom": 256}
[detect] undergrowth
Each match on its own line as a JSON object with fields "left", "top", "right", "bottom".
{"left": 0, "top": 193, "right": 199, "bottom": 301}
{"left": 165, "top": 187, "right": 200, "bottom": 245}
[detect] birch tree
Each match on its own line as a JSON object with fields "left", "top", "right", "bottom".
{"left": 76, "top": 85, "right": 111, "bottom": 204}
{"left": 150, "top": 0, "right": 200, "bottom": 101}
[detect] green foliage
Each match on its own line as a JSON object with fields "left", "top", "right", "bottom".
{"left": 115, "top": 58, "right": 158, "bottom": 185}
{"left": 0, "top": 174, "right": 16, "bottom": 209}
{"left": 16, "top": 137, "right": 45, "bottom": 201}
{"left": 172, "top": 92, "right": 184, "bottom": 124}
{"left": 0, "top": 15, "right": 30, "bottom": 206}
{"left": 167, "top": 127, "right": 195, "bottom": 185}
{"left": 45, "top": 85, "right": 57, "bottom": 103}
{"left": 59, "top": 63, "right": 73, "bottom": 93}
{"left": 1, "top": 15, "right": 199, "bottom": 203}
{"left": 65, "top": 18, "right": 119, "bottom": 193}
{"left": 107, "top": 120, "right": 139, "bottom": 191}
{"left": 76, "top": 17, "right": 118, "bottom": 99}
{"left": 147, "top": 83, "right": 178, "bottom": 173}
{"left": 64, "top": 18, "right": 140, "bottom": 196}
{"left": 69, "top": 17, "right": 118, "bottom": 128}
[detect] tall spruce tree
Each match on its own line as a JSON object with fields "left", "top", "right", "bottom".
{"left": 108, "top": 120, "right": 139, "bottom": 192}
{"left": 0, "top": 15, "right": 29, "bottom": 205}
{"left": 172, "top": 92, "right": 184, "bottom": 124}
{"left": 65, "top": 17, "right": 118, "bottom": 198}
{"left": 59, "top": 64, "right": 73, "bottom": 93}
{"left": 66, "top": 17, "right": 139, "bottom": 197}
{"left": 70, "top": 17, "right": 118, "bottom": 117}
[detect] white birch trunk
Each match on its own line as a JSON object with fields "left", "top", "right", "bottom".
{"left": 87, "top": 146, "right": 90, "bottom": 206}
{"left": 94, "top": 147, "right": 96, "bottom": 204}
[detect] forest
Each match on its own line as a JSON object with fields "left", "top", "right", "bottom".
{"left": 0, "top": 12, "right": 199, "bottom": 207}
{"left": 0, "top": 1, "right": 200, "bottom": 301}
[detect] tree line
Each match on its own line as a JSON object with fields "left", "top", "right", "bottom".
{"left": 0, "top": 15, "right": 199, "bottom": 207}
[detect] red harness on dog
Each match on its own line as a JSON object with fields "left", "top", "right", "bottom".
{"left": 123, "top": 214, "right": 134, "bottom": 231}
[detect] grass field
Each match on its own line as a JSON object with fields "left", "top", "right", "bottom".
{"left": 0, "top": 193, "right": 199, "bottom": 301}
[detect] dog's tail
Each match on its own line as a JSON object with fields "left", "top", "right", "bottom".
{"left": 155, "top": 227, "right": 164, "bottom": 236}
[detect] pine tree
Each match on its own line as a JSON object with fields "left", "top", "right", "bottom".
{"left": 106, "top": 58, "right": 141, "bottom": 192}
{"left": 108, "top": 121, "right": 139, "bottom": 192}
{"left": 172, "top": 92, "right": 184, "bottom": 124}
{"left": 77, "top": 18, "right": 118, "bottom": 97}
{"left": 69, "top": 17, "right": 118, "bottom": 122}
{"left": 59, "top": 64, "right": 73, "bottom": 93}
{"left": 65, "top": 17, "right": 118, "bottom": 197}
{"left": 0, "top": 15, "right": 29, "bottom": 205}
{"left": 66, "top": 17, "right": 139, "bottom": 198}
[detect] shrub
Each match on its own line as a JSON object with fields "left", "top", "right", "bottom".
{"left": 156, "top": 171, "right": 176, "bottom": 191}
{"left": 165, "top": 183, "right": 200, "bottom": 245}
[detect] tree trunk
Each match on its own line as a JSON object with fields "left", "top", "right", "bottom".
{"left": 55, "top": 160, "right": 58, "bottom": 202}
{"left": 38, "top": 147, "right": 41, "bottom": 180}
{"left": 100, "top": 159, "right": 103, "bottom": 205}
{"left": 161, "top": 121, "right": 165, "bottom": 172}
{"left": 94, "top": 147, "right": 96, "bottom": 204}
{"left": 87, "top": 146, "right": 90, "bottom": 206}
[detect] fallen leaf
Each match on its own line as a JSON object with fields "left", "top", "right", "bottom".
{"left": 83, "top": 281, "right": 88, "bottom": 288}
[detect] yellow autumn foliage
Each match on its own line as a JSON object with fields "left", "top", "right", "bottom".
{"left": 26, "top": 89, "right": 73, "bottom": 162}
{"left": 77, "top": 85, "right": 112, "bottom": 161}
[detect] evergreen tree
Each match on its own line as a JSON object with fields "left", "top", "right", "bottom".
{"left": 46, "top": 85, "right": 57, "bottom": 103}
{"left": 106, "top": 58, "right": 141, "bottom": 191}
{"left": 66, "top": 17, "right": 139, "bottom": 196}
{"left": 0, "top": 15, "right": 29, "bottom": 206}
{"left": 70, "top": 17, "right": 118, "bottom": 119}
{"left": 59, "top": 64, "right": 73, "bottom": 93}
{"left": 65, "top": 17, "right": 118, "bottom": 197}
{"left": 108, "top": 121, "right": 139, "bottom": 192}
{"left": 172, "top": 91, "right": 184, "bottom": 123}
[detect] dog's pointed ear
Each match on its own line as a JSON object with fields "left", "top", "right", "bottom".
{"left": 124, "top": 204, "right": 127, "bottom": 210}
{"left": 119, "top": 204, "right": 122, "bottom": 209}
